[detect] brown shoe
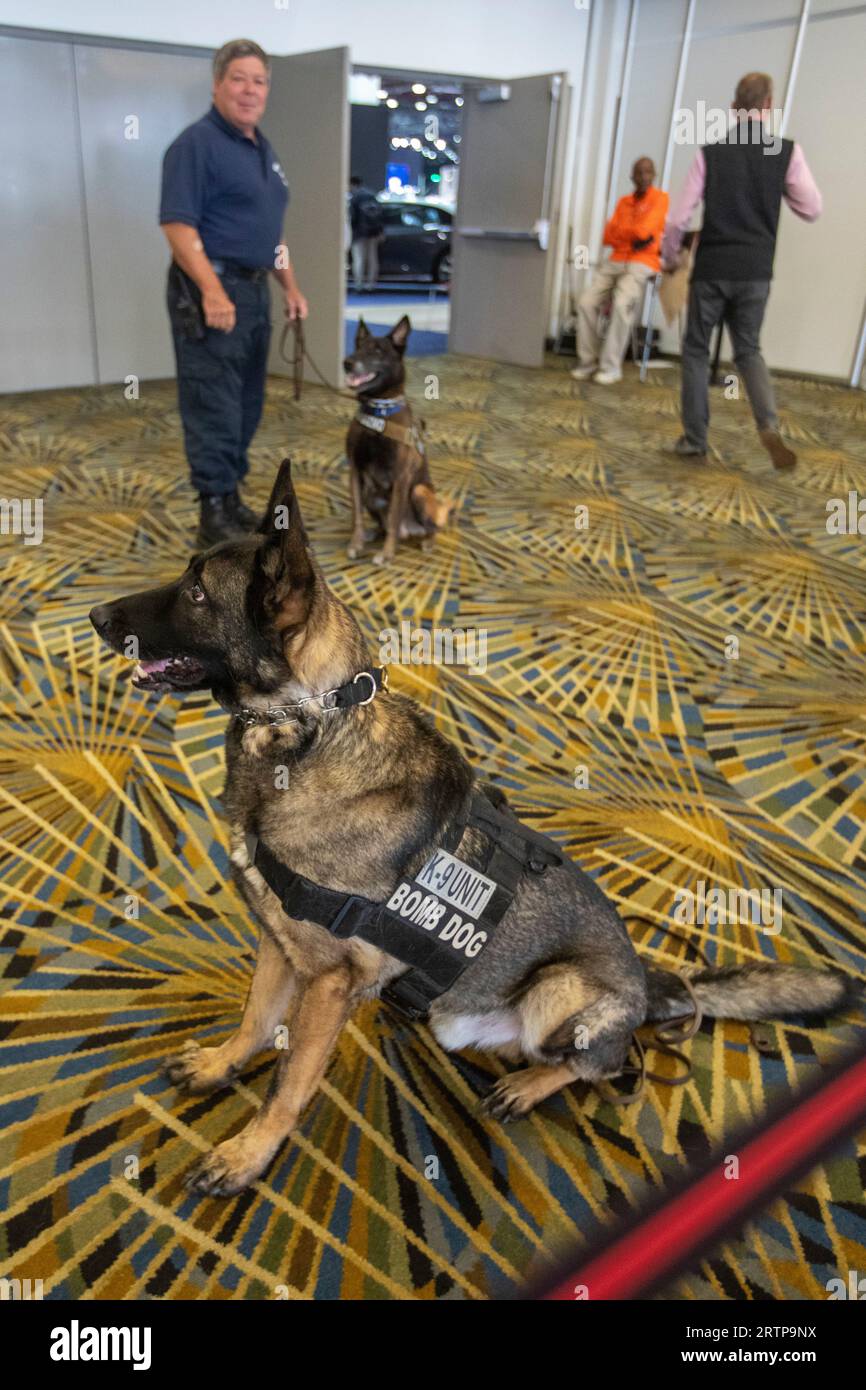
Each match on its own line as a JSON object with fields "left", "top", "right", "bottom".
{"left": 759, "top": 429, "right": 796, "bottom": 471}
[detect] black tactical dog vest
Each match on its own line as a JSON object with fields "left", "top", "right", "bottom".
{"left": 245, "top": 788, "right": 564, "bottom": 1020}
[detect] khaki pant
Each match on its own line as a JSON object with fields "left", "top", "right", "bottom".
{"left": 577, "top": 260, "right": 652, "bottom": 372}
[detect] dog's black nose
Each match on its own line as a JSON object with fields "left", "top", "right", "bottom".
{"left": 89, "top": 603, "right": 112, "bottom": 636}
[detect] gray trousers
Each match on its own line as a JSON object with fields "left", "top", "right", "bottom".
{"left": 352, "top": 236, "right": 379, "bottom": 289}
{"left": 681, "top": 278, "right": 778, "bottom": 450}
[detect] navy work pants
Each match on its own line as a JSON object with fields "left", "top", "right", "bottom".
{"left": 167, "top": 268, "right": 272, "bottom": 498}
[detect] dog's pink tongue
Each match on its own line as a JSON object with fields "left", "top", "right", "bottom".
{"left": 135, "top": 658, "right": 171, "bottom": 677}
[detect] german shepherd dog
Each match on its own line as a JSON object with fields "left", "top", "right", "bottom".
{"left": 90, "top": 461, "right": 860, "bottom": 1196}
{"left": 343, "top": 315, "right": 451, "bottom": 565}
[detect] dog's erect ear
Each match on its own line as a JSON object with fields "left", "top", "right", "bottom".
{"left": 389, "top": 315, "right": 411, "bottom": 353}
{"left": 256, "top": 458, "right": 315, "bottom": 629}
{"left": 257, "top": 456, "right": 297, "bottom": 536}
{"left": 354, "top": 317, "right": 372, "bottom": 347}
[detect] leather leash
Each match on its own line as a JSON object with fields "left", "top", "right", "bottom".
{"left": 597, "top": 916, "right": 781, "bottom": 1105}
{"left": 596, "top": 917, "right": 712, "bottom": 1107}
{"left": 278, "top": 317, "right": 355, "bottom": 401}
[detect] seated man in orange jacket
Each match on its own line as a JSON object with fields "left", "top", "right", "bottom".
{"left": 572, "top": 157, "right": 668, "bottom": 385}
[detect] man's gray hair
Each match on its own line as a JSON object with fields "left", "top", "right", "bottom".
{"left": 213, "top": 39, "right": 271, "bottom": 83}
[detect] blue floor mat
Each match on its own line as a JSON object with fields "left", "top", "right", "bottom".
{"left": 346, "top": 285, "right": 449, "bottom": 305}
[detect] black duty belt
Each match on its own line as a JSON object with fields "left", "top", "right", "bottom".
{"left": 210, "top": 259, "right": 270, "bottom": 282}
{"left": 244, "top": 788, "right": 565, "bottom": 1021}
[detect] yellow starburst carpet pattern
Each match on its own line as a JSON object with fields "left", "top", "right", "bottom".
{"left": 1, "top": 355, "right": 865, "bottom": 1300}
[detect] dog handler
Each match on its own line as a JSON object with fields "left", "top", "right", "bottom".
{"left": 160, "top": 38, "right": 308, "bottom": 547}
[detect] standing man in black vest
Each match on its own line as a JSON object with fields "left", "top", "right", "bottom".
{"left": 662, "top": 72, "right": 821, "bottom": 470}
{"left": 160, "top": 39, "right": 308, "bottom": 546}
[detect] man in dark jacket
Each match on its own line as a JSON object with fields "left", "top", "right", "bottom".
{"left": 662, "top": 72, "right": 821, "bottom": 470}
{"left": 348, "top": 175, "right": 384, "bottom": 292}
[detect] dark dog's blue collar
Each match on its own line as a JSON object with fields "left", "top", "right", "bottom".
{"left": 359, "top": 396, "right": 406, "bottom": 417}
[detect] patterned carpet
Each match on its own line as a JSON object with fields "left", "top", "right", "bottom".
{"left": 1, "top": 353, "right": 865, "bottom": 1301}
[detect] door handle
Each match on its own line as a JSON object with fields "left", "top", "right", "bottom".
{"left": 458, "top": 227, "right": 544, "bottom": 241}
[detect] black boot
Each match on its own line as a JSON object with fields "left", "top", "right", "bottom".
{"left": 225, "top": 488, "right": 258, "bottom": 531}
{"left": 196, "top": 494, "right": 247, "bottom": 548}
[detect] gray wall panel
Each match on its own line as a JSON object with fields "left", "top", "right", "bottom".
{"left": 763, "top": 8, "right": 866, "bottom": 378}
{"left": 0, "top": 36, "right": 95, "bottom": 392}
{"left": 264, "top": 48, "right": 349, "bottom": 387}
{"left": 612, "top": 0, "right": 691, "bottom": 203}
{"left": 74, "top": 44, "right": 211, "bottom": 383}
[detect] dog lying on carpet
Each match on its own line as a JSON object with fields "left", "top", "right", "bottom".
{"left": 89, "top": 460, "right": 861, "bottom": 1196}
{"left": 343, "top": 314, "right": 452, "bottom": 565}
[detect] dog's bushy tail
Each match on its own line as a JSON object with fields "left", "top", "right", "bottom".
{"left": 645, "top": 962, "right": 863, "bottom": 1023}
{"left": 412, "top": 483, "right": 453, "bottom": 529}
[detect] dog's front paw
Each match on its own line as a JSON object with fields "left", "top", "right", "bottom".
{"left": 372, "top": 549, "right": 393, "bottom": 567}
{"left": 163, "top": 1039, "right": 237, "bottom": 1096}
{"left": 186, "top": 1129, "right": 279, "bottom": 1197}
{"left": 479, "top": 1072, "right": 543, "bottom": 1124}
{"left": 347, "top": 538, "right": 364, "bottom": 559}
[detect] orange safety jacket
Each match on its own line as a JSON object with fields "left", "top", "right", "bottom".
{"left": 603, "top": 186, "right": 669, "bottom": 272}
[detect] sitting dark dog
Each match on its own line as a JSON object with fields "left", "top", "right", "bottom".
{"left": 343, "top": 314, "right": 452, "bottom": 565}
{"left": 89, "top": 460, "right": 861, "bottom": 1195}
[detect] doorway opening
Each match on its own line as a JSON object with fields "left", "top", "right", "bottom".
{"left": 347, "top": 66, "right": 470, "bottom": 357}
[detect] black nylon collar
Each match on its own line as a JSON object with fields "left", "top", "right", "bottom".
{"left": 225, "top": 666, "right": 388, "bottom": 728}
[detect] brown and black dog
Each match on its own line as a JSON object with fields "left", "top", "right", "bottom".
{"left": 343, "top": 315, "right": 452, "bottom": 565}
{"left": 89, "top": 460, "right": 861, "bottom": 1195}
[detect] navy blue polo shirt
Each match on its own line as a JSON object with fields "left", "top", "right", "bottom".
{"left": 159, "top": 104, "right": 289, "bottom": 269}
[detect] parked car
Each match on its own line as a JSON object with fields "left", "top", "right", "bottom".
{"left": 348, "top": 201, "right": 453, "bottom": 284}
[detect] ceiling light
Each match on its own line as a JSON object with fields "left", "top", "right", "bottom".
{"left": 386, "top": 98, "right": 398, "bottom": 108}
{"left": 411, "top": 83, "right": 426, "bottom": 95}
{"left": 455, "top": 97, "right": 464, "bottom": 107}
{"left": 415, "top": 101, "right": 427, "bottom": 111}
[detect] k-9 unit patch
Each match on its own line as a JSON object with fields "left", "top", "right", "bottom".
{"left": 358, "top": 412, "right": 386, "bottom": 433}
{"left": 385, "top": 851, "right": 498, "bottom": 960}
{"left": 417, "top": 848, "right": 497, "bottom": 916}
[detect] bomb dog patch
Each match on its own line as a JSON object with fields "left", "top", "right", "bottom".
{"left": 385, "top": 850, "right": 498, "bottom": 960}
